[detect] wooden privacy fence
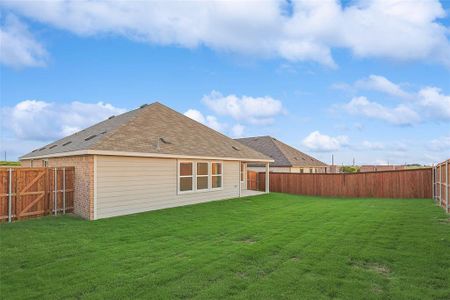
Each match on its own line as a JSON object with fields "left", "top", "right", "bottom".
{"left": 0, "top": 167, "right": 74, "bottom": 222}
{"left": 433, "top": 159, "right": 449, "bottom": 213}
{"left": 256, "top": 168, "right": 433, "bottom": 199}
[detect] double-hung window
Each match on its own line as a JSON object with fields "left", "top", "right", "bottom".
{"left": 179, "top": 162, "right": 194, "bottom": 192}
{"left": 196, "top": 162, "right": 209, "bottom": 190}
{"left": 178, "top": 161, "right": 222, "bottom": 193}
{"left": 211, "top": 162, "right": 223, "bottom": 189}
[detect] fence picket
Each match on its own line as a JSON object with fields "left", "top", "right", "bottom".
{"left": 0, "top": 167, "right": 75, "bottom": 222}
{"left": 258, "top": 168, "right": 434, "bottom": 199}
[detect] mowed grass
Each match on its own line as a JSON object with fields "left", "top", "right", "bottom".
{"left": 1, "top": 193, "right": 449, "bottom": 299}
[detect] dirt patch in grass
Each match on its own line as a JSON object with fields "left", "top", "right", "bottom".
{"left": 350, "top": 260, "right": 391, "bottom": 277}
{"left": 371, "top": 284, "right": 383, "bottom": 294}
{"left": 437, "top": 218, "right": 449, "bottom": 225}
{"left": 235, "top": 236, "right": 257, "bottom": 244}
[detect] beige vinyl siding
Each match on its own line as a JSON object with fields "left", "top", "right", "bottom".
{"left": 95, "top": 156, "right": 240, "bottom": 219}
{"left": 240, "top": 162, "right": 247, "bottom": 191}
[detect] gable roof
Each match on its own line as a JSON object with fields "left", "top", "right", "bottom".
{"left": 235, "top": 136, "right": 326, "bottom": 167}
{"left": 21, "top": 102, "right": 271, "bottom": 162}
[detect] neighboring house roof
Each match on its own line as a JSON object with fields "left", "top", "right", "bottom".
{"left": 359, "top": 165, "right": 405, "bottom": 172}
{"left": 21, "top": 102, "right": 271, "bottom": 161}
{"left": 235, "top": 136, "right": 327, "bottom": 167}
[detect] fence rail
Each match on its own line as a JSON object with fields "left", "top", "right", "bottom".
{"left": 433, "top": 159, "right": 449, "bottom": 213}
{"left": 256, "top": 168, "right": 433, "bottom": 200}
{"left": 0, "top": 167, "right": 75, "bottom": 222}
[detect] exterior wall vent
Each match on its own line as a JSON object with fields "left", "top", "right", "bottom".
{"left": 85, "top": 135, "right": 97, "bottom": 141}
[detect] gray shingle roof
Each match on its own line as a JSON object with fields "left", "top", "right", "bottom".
{"left": 235, "top": 136, "right": 326, "bottom": 167}
{"left": 21, "top": 102, "right": 271, "bottom": 161}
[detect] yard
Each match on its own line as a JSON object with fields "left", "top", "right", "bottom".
{"left": 1, "top": 193, "right": 449, "bottom": 299}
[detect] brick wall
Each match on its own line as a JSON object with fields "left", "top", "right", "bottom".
{"left": 21, "top": 155, "right": 95, "bottom": 220}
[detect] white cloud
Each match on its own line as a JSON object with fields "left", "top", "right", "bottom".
{"left": 184, "top": 108, "right": 247, "bottom": 137}
{"left": 342, "top": 96, "right": 421, "bottom": 125}
{"left": 230, "top": 124, "right": 245, "bottom": 138}
{"left": 0, "top": 15, "right": 47, "bottom": 68}
{"left": 184, "top": 109, "right": 226, "bottom": 132}
{"left": 302, "top": 131, "right": 349, "bottom": 152}
{"left": 361, "top": 141, "right": 384, "bottom": 151}
{"left": 184, "top": 109, "right": 206, "bottom": 124}
{"left": 428, "top": 136, "right": 450, "bottom": 152}
{"left": 1, "top": 0, "right": 449, "bottom": 67}
{"left": 355, "top": 75, "right": 411, "bottom": 99}
{"left": 337, "top": 75, "right": 450, "bottom": 124}
{"left": 202, "top": 90, "right": 284, "bottom": 125}
{"left": 2, "top": 100, "right": 126, "bottom": 141}
{"left": 418, "top": 87, "right": 450, "bottom": 120}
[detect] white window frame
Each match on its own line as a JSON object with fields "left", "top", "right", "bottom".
{"left": 196, "top": 161, "right": 210, "bottom": 191}
{"left": 177, "top": 160, "right": 223, "bottom": 194}
{"left": 211, "top": 161, "right": 223, "bottom": 191}
{"left": 178, "top": 161, "right": 194, "bottom": 194}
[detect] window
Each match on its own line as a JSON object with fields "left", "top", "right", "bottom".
{"left": 196, "top": 162, "right": 209, "bottom": 190}
{"left": 212, "top": 162, "right": 223, "bottom": 189}
{"left": 179, "top": 162, "right": 193, "bottom": 192}
{"left": 240, "top": 162, "right": 245, "bottom": 182}
{"left": 178, "top": 161, "right": 223, "bottom": 193}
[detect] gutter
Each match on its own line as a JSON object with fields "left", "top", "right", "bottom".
{"left": 20, "top": 149, "right": 274, "bottom": 163}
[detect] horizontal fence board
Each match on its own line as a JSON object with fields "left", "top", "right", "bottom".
{"left": 257, "top": 168, "right": 433, "bottom": 199}
{"left": 0, "top": 167, "right": 75, "bottom": 222}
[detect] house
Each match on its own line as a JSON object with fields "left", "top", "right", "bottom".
{"left": 235, "top": 136, "right": 327, "bottom": 173}
{"left": 20, "top": 102, "right": 272, "bottom": 220}
{"left": 359, "top": 165, "right": 406, "bottom": 172}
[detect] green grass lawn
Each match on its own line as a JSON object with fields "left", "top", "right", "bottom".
{"left": 0, "top": 161, "right": 20, "bottom": 166}
{"left": 1, "top": 193, "right": 449, "bottom": 299}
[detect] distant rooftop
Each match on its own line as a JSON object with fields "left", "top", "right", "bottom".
{"left": 235, "top": 136, "right": 326, "bottom": 167}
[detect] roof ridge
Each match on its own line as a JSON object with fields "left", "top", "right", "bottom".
{"left": 266, "top": 136, "right": 291, "bottom": 164}
{"left": 91, "top": 101, "right": 271, "bottom": 160}
{"left": 21, "top": 101, "right": 272, "bottom": 161}
{"left": 235, "top": 135, "right": 271, "bottom": 140}
{"left": 90, "top": 104, "right": 150, "bottom": 150}
{"left": 273, "top": 138, "right": 326, "bottom": 166}
{"left": 152, "top": 103, "right": 266, "bottom": 157}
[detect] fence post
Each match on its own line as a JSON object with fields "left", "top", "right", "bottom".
{"left": 8, "top": 168, "right": 12, "bottom": 223}
{"left": 54, "top": 167, "right": 57, "bottom": 215}
{"left": 446, "top": 160, "right": 449, "bottom": 213}
{"left": 63, "top": 168, "right": 66, "bottom": 214}
{"left": 440, "top": 163, "right": 443, "bottom": 207}
{"left": 434, "top": 164, "right": 439, "bottom": 205}
{"left": 432, "top": 164, "right": 435, "bottom": 203}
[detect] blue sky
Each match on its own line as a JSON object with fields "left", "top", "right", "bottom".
{"left": 1, "top": 0, "right": 449, "bottom": 164}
